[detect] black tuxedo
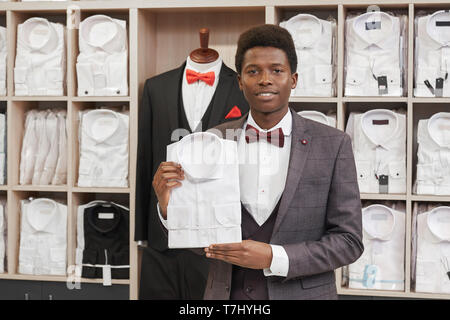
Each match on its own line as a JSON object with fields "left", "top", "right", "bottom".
{"left": 136, "top": 61, "right": 249, "bottom": 299}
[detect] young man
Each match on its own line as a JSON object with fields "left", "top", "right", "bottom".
{"left": 152, "top": 24, "right": 363, "bottom": 300}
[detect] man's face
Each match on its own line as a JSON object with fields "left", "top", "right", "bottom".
{"left": 238, "top": 46, "right": 297, "bottom": 115}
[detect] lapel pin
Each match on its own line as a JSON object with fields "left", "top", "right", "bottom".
{"left": 301, "top": 139, "right": 308, "bottom": 145}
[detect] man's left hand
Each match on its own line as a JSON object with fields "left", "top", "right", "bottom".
{"left": 204, "top": 240, "right": 273, "bottom": 269}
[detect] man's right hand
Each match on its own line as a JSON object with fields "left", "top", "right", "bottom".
{"left": 152, "top": 161, "right": 185, "bottom": 220}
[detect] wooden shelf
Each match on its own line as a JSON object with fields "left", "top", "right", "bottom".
{"left": 12, "top": 185, "right": 68, "bottom": 192}
{"left": 72, "top": 187, "right": 131, "bottom": 194}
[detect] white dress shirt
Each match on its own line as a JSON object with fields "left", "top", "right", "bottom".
{"left": 0, "top": 27, "right": 6, "bottom": 96}
{"left": 19, "top": 198, "right": 67, "bottom": 276}
{"left": 52, "top": 110, "right": 67, "bottom": 185}
{"left": 0, "top": 113, "right": 5, "bottom": 185}
{"left": 416, "top": 206, "right": 450, "bottom": 294}
{"left": 415, "top": 11, "right": 450, "bottom": 97}
{"left": 348, "top": 204, "right": 405, "bottom": 291}
{"left": 78, "top": 108, "right": 129, "bottom": 187}
{"left": 14, "top": 17, "right": 65, "bottom": 96}
{"left": 345, "top": 11, "right": 404, "bottom": 96}
{"left": 39, "top": 111, "right": 59, "bottom": 185}
{"left": 0, "top": 204, "right": 4, "bottom": 274}
{"left": 31, "top": 111, "right": 51, "bottom": 185}
{"left": 298, "top": 110, "right": 336, "bottom": 128}
{"left": 19, "top": 110, "right": 39, "bottom": 185}
{"left": 166, "top": 132, "right": 241, "bottom": 248}
{"left": 182, "top": 56, "right": 222, "bottom": 131}
{"left": 77, "top": 15, "right": 128, "bottom": 97}
{"left": 346, "top": 109, "right": 406, "bottom": 194}
{"left": 416, "top": 112, "right": 450, "bottom": 195}
{"left": 280, "top": 14, "right": 334, "bottom": 97}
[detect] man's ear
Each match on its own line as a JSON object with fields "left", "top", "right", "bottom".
{"left": 237, "top": 74, "right": 243, "bottom": 91}
{"left": 291, "top": 72, "right": 298, "bottom": 89}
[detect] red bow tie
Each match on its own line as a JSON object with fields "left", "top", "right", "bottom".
{"left": 245, "top": 124, "right": 285, "bottom": 148}
{"left": 186, "top": 69, "right": 215, "bottom": 86}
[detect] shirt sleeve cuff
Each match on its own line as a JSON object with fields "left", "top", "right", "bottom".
{"left": 157, "top": 203, "right": 168, "bottom": 230}
{"left": 263, "top": 245, "right": 289, "bottom": 277}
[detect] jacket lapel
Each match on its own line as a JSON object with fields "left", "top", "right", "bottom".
{"left": 272, "top": 110, "right": 312, "bottom": 237}
{"left": 205, "top": 63, "right": 236, "bottom": 129}
{"left": 165, "top": 62, "right": 186, "bottom": 133}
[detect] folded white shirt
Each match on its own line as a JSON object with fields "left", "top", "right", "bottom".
{"left": 78, "top": 108, "right": 129, "bottom": 187}
{"left": 0, "top": 27, "right": 7, "bottom": 96}
{"left": 14, "top": 17, "right": 65, "bottom": 96}
{"left": 0, "top": 113, "right": 6, "bottom": 185}
{"left": 348, "top": 204, "right": 405, "bottom": 291}
{"left": 416, "top": 112, "right": 450, "bottom": 195}
{"left": 345, "top": 11, "right": 404, "bottom": 96}
{"left": 416, "top": 206, "right": 450, "bottom": 294}
{"left": 298, "top": 110, "right": 336, "bottom": 128}
{"left": 32, "top": 111, "right": 51, "bottom": 185}
{"left": 19, "top": 198, "right": 67, "bottom": 276}
{"left": 20, "top": 110, "right": 39, "bottom": 185}
{"left": 280, "top": 14, "right": 334, "bottom": 97}
{"left": 77, "top": 15, "right": 128, "bottom": 97}
{"left": 52, "top": 110, "right": 67, "bottom": 185}
{"left": 166, "top": 131, "right": 241, "bottom": 248}
{"left": 39, "top": 112, "right": 59, "bottom": 185}
{"left": 347, "top": 109, "right": 406, "bottom": 194}
{"left": 415, "top": 10, "right": 450, "bottom": 97}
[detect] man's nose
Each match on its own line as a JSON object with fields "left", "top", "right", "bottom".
{"left": 258, "top": 71, "right": 273, "bottom": 86}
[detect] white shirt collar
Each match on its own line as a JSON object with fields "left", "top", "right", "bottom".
{"left": 80, "top": 15, "right": 126, "bottom": 54}
{"left": 298, "top": 110, "right": 332, "bottom": 126}
{"left": 246, "top": 109, "right": 293, "bottom": 136}
{"left": 360, "top": 109, "right": 400, "bottom": 150}
{"left": 351, "top": 11, "right": 396, "bottom": 51}
{"left": 362, "top": 204, "right": 396, "bottom": 241}
{"left": 82, "top": 109, "right": 120, "bottom": 144}
{"left": 177, "top": 132, "right": 224, "bottom": 182}
{"left": 19, "top": 17, "right": 59, "bottom": 54}
{"left": 282, "top": 14, "right": 322, "bottom": 49}
{"left": 26, "top": 198, "right": 59, "bottom": 234}
{"left": 426, "top": 206, "right": 450, "bottom": 243}
{"left": 185, "top": 56, "right": 222, "bottom": 79}
{"left": 426, "top": 10, "right": 450, "bottom": 48}
{"left": 427, "top": 112, "right": 450, "bottom": 148}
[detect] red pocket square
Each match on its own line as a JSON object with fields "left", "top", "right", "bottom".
{"left": 225, "top": 106, "right": 242, "bottom": 119}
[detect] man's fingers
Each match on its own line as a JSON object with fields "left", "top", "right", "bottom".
{"left": 208, "top": 242, "right": 243, "bottom": 251}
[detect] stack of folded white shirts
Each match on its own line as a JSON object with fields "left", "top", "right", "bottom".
{"left": 77, "top": 108, "right": 129, "bottom": 187}
{"left": 297, "top": 110, "right": 336, "bottom": 128}
{"left": 14, "top": 17, "right": 65, "bottom": 96}
{"left": 18, "top": 198, "right": 67, "bottom": 275}
{"left": 76, "top": 15, "right": 128, "bottom": 96}
{"left": 19, "top": 109, "right": 67, "bottom": 185}
{"left": 0, "top": 26, "right": 6, "bottom": 96}
{"left": 0, "top": 201, "right": 5, "bottom": 274}
{"left": 280, "top": 13, "right": 335, "bottom": 97}
{"left": 416, "top": 112, "right": 450, "bottom": 195}
{"left": 0, "top": 113, "right": 5, "bottom": 185}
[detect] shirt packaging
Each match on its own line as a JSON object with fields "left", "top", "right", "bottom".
{"left": 415, "top": 10, "right": 450, "bottom": 97}
{"left": 19, "top": 109, "right": 67, "bottom": 185}
{"left": 280, "top": 14, "right": 335, "bottom": 97}
{"left": 77, "top": 108, "right": 129, "bottom": 187}
{"left": 346, "top": 109, "right": 407, "bottom": 194}
{"left": 77, "top": 15, "right": 128, "bottom": 97}
{"left": 14, "top": 17, "right": 66, "bottom": 96}
{"left": 0, "top": 26, "right": 6, "bottom": 96}
{"left": 348, "top": 203, "right": 405, "bottom": 291}
{"left": 416, "top": 112, "right": 450, "bottom": 195}
{"left": 19, "top": 198, "right": 67, "bottom": 276}
{"left": 166, "top": 131, "right": 241, "bottom": 248}
{"left": 76, "top": 201, "right": 130, "bottom": 285}
{"left": 415, "top": 205, "right": 450, "bottom": 294}
{"left": 345, "top": 11, "right": 407, "bottom": 97}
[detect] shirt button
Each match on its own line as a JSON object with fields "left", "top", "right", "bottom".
{"left": 225, "top": 286, "right": 230, "bottom": 292}
{"left": 116, "top": 90, "right": 120, "bottom": 94}
{"left": 246, "top": 287, "right": 253, "bottom": 294}
{"left": 84, "top": 90, "right": 88, "bottom": 95}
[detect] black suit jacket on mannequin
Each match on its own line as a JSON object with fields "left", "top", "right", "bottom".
{"left": 136, "top": 61, "right": 249, "bottom": 299}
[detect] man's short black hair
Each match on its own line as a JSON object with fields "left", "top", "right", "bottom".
{"left": 235, "top": 24, "right": 297, "bottom": 75}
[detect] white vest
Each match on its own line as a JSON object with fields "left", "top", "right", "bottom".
{"left": 166, "top": 132, "right": 241, "bottom": 248}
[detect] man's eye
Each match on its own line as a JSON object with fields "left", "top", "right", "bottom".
{"left": 274, "top": 69, "right": 282, "bottom": 73}
{"left": 248, "top": 69, "right": 257, "bottom": 74}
